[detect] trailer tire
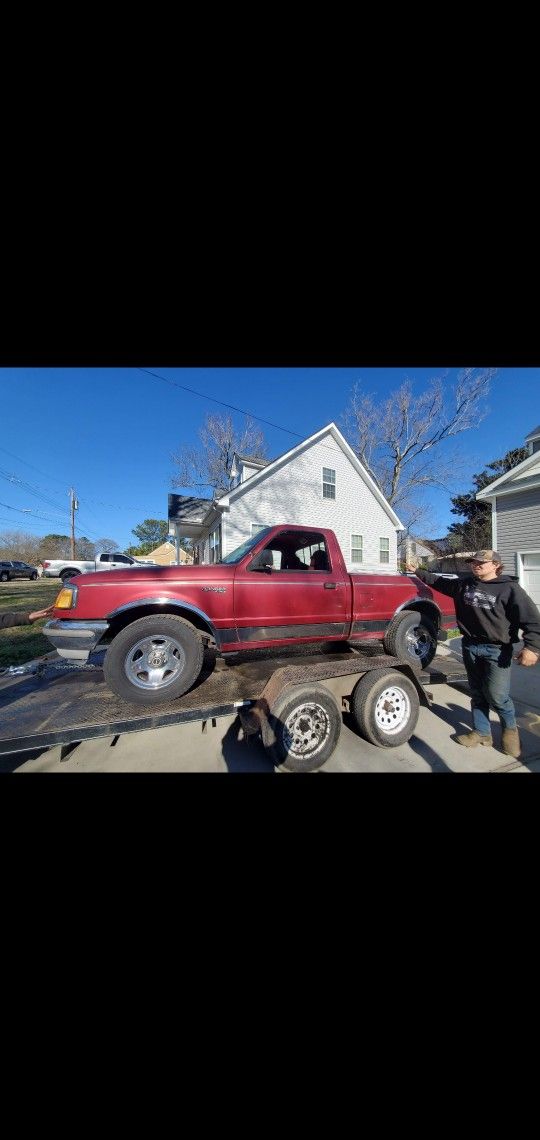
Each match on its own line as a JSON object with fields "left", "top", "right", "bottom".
{"left": 261, "top": 683, "right": 341, "bottom": 772}
{"left": 103, "top": 614, "right": 204, "bottom": 706}
{"left": 383, "top": 609, "right": 437, "bottom": 668}
{"left": 351, "top": 669, "right": 420, "bottom": 747}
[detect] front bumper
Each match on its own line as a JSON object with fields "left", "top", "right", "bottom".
{"left": 42, "top": 620, "right": 110, "bottom": 662}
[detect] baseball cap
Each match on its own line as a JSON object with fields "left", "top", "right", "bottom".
{"left": 468, "top": 550, "right": 501, "bottom": 563}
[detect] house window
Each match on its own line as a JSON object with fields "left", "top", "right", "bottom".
{"left": 410, "top": 542, "right": 416, "bottom": 554}
{"left": 322, "top": 468, "right": 336, "bottom": 499}
{"left": 380, "top": 537, "right": 390, "bottom": 564}
{"left": 209, "top": 526, "right": 221, "bottom": 564}
{"left": 351, "top": 534, "right": 363, "bottom": 563}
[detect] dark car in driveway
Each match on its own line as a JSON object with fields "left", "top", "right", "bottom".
{"left": 0, "top": 560, "right": 39, "bottom": 581}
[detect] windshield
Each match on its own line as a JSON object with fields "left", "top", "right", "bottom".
{"left": 219, "top": 528, "right": 273, "bottom": 565}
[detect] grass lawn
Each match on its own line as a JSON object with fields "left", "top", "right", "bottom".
{"left": 0, "top": 578, "right": 62, "bottom": 666}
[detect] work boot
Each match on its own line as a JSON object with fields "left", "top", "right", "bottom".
{"left": 501, "top": 727, "right": 521, "bottom": 758}
{"left": 455, "top": 730, "right": 493, "bottom": 748}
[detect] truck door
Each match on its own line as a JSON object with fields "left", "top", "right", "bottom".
{"left": 233, "top": 529, "right": 348, "bottom": 645}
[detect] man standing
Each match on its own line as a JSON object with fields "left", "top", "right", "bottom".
{"left": 408, "top": 551, "right": 540, "bottom": 758}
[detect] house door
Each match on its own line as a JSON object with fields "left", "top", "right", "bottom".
{"left": 522, "top": 552, "right": 540, "bottom": 608}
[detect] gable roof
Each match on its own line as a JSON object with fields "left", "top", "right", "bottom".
{"left": 233, "top": 454, "right": 269, "bottom": 467}
{"left": 145, "top": 540, "right": 191, "bottom": 564}
{"left": 525, "top": 424, "right": 540, "bottom": 441}
{"left": 398, "top": 536, "right": 448, "bottom": 554}
{"left": 476, "top": 449, "right": 540, "bottom": 499}
{"left": 217, "top": 422, "right": 404, "bottom": 528}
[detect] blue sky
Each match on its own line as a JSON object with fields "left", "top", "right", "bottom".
{"left": 0, "top": 367, "right": 538, "bottom": 550}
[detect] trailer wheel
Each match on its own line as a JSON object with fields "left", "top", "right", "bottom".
{"left": 351, "top": 669, "right": 420, "bottom": 747}
{"left": 103, "top": 614, "right": 204, "bottom": 706}
{"left": 261, "top": 683, "right": 342, "bottom": 772}
{"left": 383, "top": 610, "right": 437, "bottom": 668}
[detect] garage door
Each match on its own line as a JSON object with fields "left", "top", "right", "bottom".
{"left": 523, "top": 553, "right": 540, "bottom": 609}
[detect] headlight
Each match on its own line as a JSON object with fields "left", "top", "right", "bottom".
{"left": 54, "top": 585, "right": 78, "bottom": 610}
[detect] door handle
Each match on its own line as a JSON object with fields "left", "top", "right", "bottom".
{"left": 324, "top": 582, "right": 337, "bottom": 589}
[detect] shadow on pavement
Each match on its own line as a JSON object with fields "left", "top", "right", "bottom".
{"left": 220, "top": 716, "right": 275, "bottom": 773}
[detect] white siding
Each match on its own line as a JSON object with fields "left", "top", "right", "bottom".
{"left": 222, "top": 432, "right": 398, "bottom": 572}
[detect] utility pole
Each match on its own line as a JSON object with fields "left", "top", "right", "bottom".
{"left": 69, "top": 488, "right": 78, "bottom": 558}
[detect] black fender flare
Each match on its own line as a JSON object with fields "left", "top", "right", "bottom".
{"left": 105, "top": 597, "right": 219, "bottom": 643}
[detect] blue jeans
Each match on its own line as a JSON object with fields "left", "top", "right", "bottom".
{"left": 461, "top": 640, "right": 516, "bottom": 735}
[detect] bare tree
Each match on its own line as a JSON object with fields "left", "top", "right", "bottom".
{"left": 171, "top": 413, "right": 268, "bottom": 495}
{"left": 0, "top": 529, "right": 43, "bottom": 563}
{"left": 341, "top": 368, "right": 496, "bottom": 530}
{"left": 94, "top": 537, "right": 120, "bottom": 553}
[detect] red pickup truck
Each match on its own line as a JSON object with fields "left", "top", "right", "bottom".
{"left": 43, "top": 524, "right": 456, "bottom": 706}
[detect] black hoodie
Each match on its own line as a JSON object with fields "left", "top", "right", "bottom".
{"left": 414, "top": 570, "right": 540, "bottom": 654}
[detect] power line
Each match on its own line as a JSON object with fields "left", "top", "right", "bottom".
{"left": 137, "top": 367, "right": 348, "bottom": 467}
{"left": 0, "top": 467, "right": 71, "bottom": 515}
{"left": 138, "top": 368, "right": 305, "bottom": 439}
{"left": 0, "top": 444, "right": 71, "bottom": 486}
{"left": 0, "top": 500, "right": 67, "bottom": 523}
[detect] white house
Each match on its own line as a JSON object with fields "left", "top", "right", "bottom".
{"left": 476, "top": 423, "right": 540, "bottom": 607}
{"left": 396, "top": 535, "right": 442, "bottom": 569}
{"left": 169, "top": 423, "right": 404, "bottom": 573}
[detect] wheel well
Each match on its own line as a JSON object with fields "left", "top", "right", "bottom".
{"left": 399, "top": 601, "right": 440, "bottom": 631}
{"left": 105, "top": 605, "right": 215, "bottom": 644}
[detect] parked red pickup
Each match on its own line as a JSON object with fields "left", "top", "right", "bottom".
{"left": 43, "top": 524, "right": 456, "bottom": 705}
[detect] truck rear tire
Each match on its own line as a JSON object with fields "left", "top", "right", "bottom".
{"left": 383, "top": 610, "right": 437, "bottom": 668}
{"left": 103, "top": 614, "right": 204, "bottom": 706}
{"left": 261, "top": 682, "right": 342, "bottom": 772}
{"left": 60, "top": 569, "right": 79, "bottom": 583}
{"left": 351, "top": 669, "right": 420, "bottom": 747}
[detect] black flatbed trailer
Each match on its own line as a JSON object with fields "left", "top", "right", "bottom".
{"left": 0, "top": 641, "right": 468, "bottom": 768}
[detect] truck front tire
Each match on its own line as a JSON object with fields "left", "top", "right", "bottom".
{"left": 351, "top": 669, "right": 420, "bottom": 747}
{"left": 261, "top": 682, "right": 342, "bottom": 772}
{"left": 383, "top": 610, "right": 437, "bottom": 668}
{"left": 103, "top": 614, "right": 204, "bottom": 706}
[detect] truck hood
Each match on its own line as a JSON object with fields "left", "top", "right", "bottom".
{"left": 75, "top": 563, "right": 237, "bottom": 586}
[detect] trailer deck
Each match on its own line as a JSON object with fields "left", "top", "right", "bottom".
{"left": 0, "top": 643, "right": 468, "bottom": 758}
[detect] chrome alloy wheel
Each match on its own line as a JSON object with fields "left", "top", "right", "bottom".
{"left": 374, "top": 685, "right": 412, "bottom": 735}
{"left": 405, "top": 624, "right": 435, "bottom": 665}
{"left": 283, "top": 702, "right": 332, "bottom": 759}
{"left": 124, "top": 634, "right": 187, "bottom": 691}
